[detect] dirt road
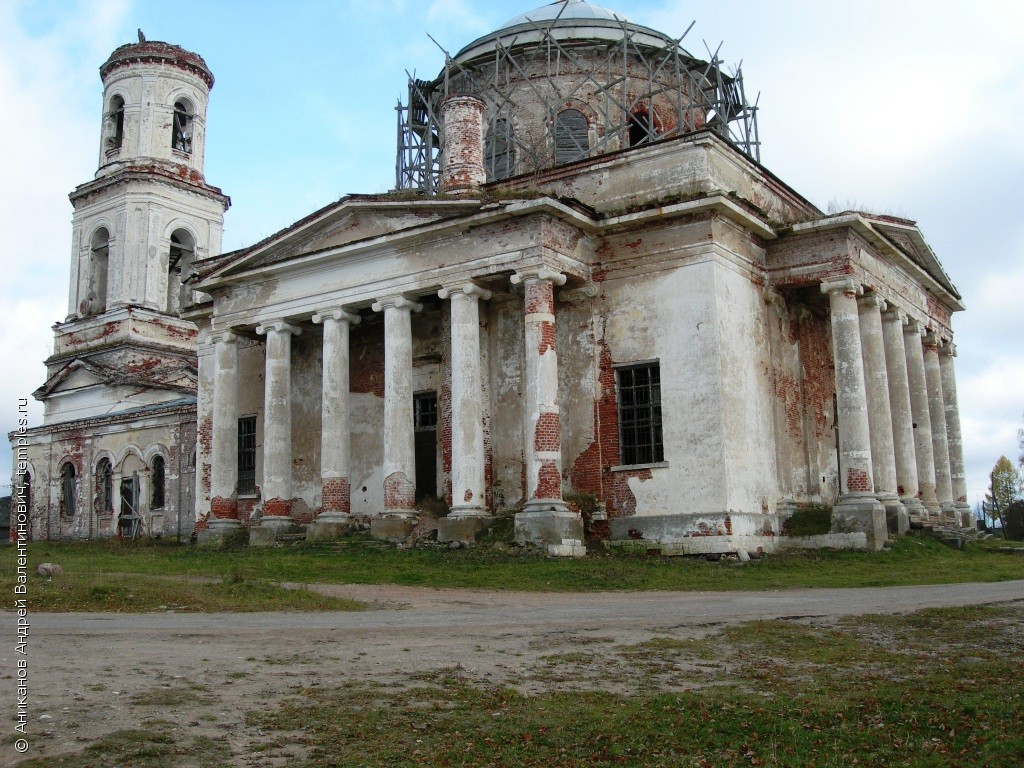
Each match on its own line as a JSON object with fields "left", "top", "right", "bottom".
{"left": 3, "top": 580, "right": 1022, "bottom": 765}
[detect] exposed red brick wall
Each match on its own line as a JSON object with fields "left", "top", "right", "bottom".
{"left": 263, "top": 498, "right": 291, "bottom": 517}
{"left": 535, "top": 461, "right": 562, "bottom": 500}
{"left": 533, "top": 412, "right": 561, "bottom": 453}
{"left": 440, "top": 96, "right": 484, "bottom": 192}
{"left": 524, "top": 281, "right": 554, "bottom": 315}
{"left": 384, "top": 471, "right": 415, "bottom": 510}
{"left": 321, "top": 477, "right": 350, "bottom": 515}
{"left": 440, "top": 382, "right": 453, "bottom": 506}
{"left": 350, "top": 322, "right": 385, "bottom": 397}
{"left": 846, "top": 468, "right": 871, "bottom": 493}
{"left": 211, "top": 496, "right": 237, "bottom": 519}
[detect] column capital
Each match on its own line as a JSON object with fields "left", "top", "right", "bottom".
{"left": 922, "top": 331, "right": 943, "bottom": 350}
{"left": 903, "top": 318, "right": 926, "bottom": 336}
{"left": 940, "top": 342, "right": 957, "bottom": 358}
{"left": 857, "top": 292, "right": 887, "bottom": 311}
{"left": 559, "top": 283, "right": 599, "bottom": 302}
{"left": 511, "top": 267, "right": 567, "bottom": 287}
{"left": 438, "top": 282, "right": 492, "bottom": 301}
{"left": 312, "top": 307, "right": 361, "bottom": 326}
{"left": 209, "top": 329, "right": 239, "bottom": 345}
{"left": 881, "top": 304, "right": 907, "bottom": 325}
{"left": 820, "top": 276, "right": 862, "bottom": 297}
{"left": 255, "top": 320, "right": 302, "bottom": 337}
{"left": 371, "top": 294, "right": 423, "bottom": 313}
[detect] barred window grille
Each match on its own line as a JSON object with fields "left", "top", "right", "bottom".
{"left": 414, "top": 392, "right": 438, "bottom": 432}
{"left": 237, "top": 416, "right": 257, "bottom": 495}
{"left": 617, "top": 363, "right": 664, "bottom": 466}
{"left": 554, "top": 109, "right": 589, "bottom": 164}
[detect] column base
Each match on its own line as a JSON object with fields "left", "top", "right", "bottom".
{"left": 437, "top": 514, "right": 494, "bottom": 543}
{"left": 307, "top": 513, "right": 355, "bottom": 541}
{"left": 370, "top": 513, "right": 418, "bottom": 543}
{"left": 879, "top": 494, "right": 909, "bottom": 536}
{"left": 832, "top": 494, "right": 888, "bottom": 550}
{"left": 514, "top": 507, "right": 584, "bottom": 550}
{"left": 250, "top": 516, "right": 304, "bottom": 547}
{"left": 197, "top": 519, "right": 249, "bottom": 549}
{"left": 954, "top": 503, "right": 973, "bottom": 529}
{"left": 939, "top": 502, "right": 958, "bottom": 524}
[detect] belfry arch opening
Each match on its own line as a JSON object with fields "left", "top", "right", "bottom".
{"left": 167, "top": 229, "right": 195, "bottom": 313}
{"left": 172, "top": 99, "right": 193, "bottom": 154}
{"left": 628, "top": 108, "right": 657, "bottom": 147}
{"left": 107, "top": 95, "right": 125, "bottom": 150}
{"left": 88, "top": 228, "right": 110, "bottom": 316}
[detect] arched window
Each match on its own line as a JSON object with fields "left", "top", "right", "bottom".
{"left": 172, "top": 100, "right": 193, "bottom": 154}
{"left": 554, "top": 109, "right": 589, "bottom": 164}
{"left": 107, "top": 96, "right": 125, "bottom": 150}
{"left": 484, "top": 118, "right": 515, "bottom": 181}
{"left": 88, "top": 228, "right": 110, "bottom": 316}
{"left": 151, "top": 455, "right": 166, "bottom": 509}
{"left": 167, "top": 229, "right": 195, "bottom": 313}
{"left": 96, "top": 458, "right": 113, "bottom": 514}
{"left": 628, "top": 108, "right": 656, "bottom": 147}
{"left": 60, "top": 464, "right": 76, "bottom": 518}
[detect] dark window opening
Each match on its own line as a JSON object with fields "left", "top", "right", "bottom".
{"left": 167, "top": 229, "right": 195, "bottom": 313}
{"left": 484, "top": 118, "right": 515, "bottom": 181}
{"left": 413, "top": 392, "right": 438, "bottom": 500}
{"left": 60, "top": 464, "right": 76, "bottom": 518}
{"left": 628, "top": 109, "right": 655, "bottom": 147}
{"left": 151, "top": 455, "right": 165, "bottom": 509}
{"left": 237, "top": 416, "right": 257, "bottom": 495}
{"left": 88, "top": 228, "right": 110, "bottom": 317}
{"left": 119, "top": 475, "right": 141, "bottom": 538}
{"left": 617, "top": 363, "right": 664, "bottom": 466}
{"left": 108, "top": 96, "right": 125, "bottom": 150}
{"left": 172, "top": 100, "right": 192, "bottom": 154}
{"left": 554, "top": 109, "right": 589, "bottom": 164}
{"left": 96, "top": 458, "right": 113, "bottom": 514}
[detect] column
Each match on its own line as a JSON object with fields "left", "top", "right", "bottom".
{"left": 939, "top": 343, "right": 972, "bottom": 526}
{"left": 821, "top": 277, "right": 886, "bottom": 548}
{"left": 209, "top": 330, "right": 239, "bottom": 528}
{"left": 881, "top": 306, "right": 925, "bottom": 518}
{"left": 438, "top": 283, "right": 491, "bottom": 517}
{"left": 857, "top": 293, "right": 906, "bottom": 532}
{"left": 923, "top": 332, "right": 954, "bottom": 517}
{"left": 903, "top": 319, "right": 940, "bottom": 514}
{"left": 255, "top": 320, "right": 301, "bottom": 524}
{"left": 371, "top": 295, "right": 422, "bottom": 517}
{"left": 510, "top": 267, "right": 584, "bottom": 551}
{"left": 311, "top": 308, "right": 359, "bottom": 530}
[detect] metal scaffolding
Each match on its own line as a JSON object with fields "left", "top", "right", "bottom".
{"left": 396, "top": 9, "right": 760, "bottom": 193}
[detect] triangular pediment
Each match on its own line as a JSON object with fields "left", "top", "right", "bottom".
{"left": 200, "top": 195, "right": 484, "bottom": 282}
{"left": 35, "top": 358, "right": 197, "bottom": 401}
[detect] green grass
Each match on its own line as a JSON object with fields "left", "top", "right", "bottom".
{"left": 14, "top": 729, "right": 233, "bottom": 768}
{"left": 3, "top": 535, "right": 1024, "bottom": 609}
{"left": 6, "top": 566, "right": 364, "bottom": 612}
{"left": 242, "top": 603, "right": 1024, "bottom": 767}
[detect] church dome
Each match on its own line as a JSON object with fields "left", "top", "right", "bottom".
{"left": 454, "top": 0, "right": 681, "bottom": 64}
{"left": 498, "top": 0, "right": 631, "bottom": 29}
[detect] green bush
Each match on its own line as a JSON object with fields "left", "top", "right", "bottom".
{"left": 782, "top": 503, "right": 832, "bottom": 536}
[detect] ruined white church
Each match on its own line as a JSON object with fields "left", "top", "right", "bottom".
{"left": 12, "top": 1, "right": 973, "bottom": 554}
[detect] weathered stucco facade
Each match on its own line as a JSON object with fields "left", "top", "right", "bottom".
{"left": 14, "top": 2, "right": 971, "bottom": 555}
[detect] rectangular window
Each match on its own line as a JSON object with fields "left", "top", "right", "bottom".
{"left": 237, "top": 415, "right": 257, "bottom": 495}
{"left": 414, "top": 392, "right": 438, "bottom": 432}
{"left": 617, "top": 362, "right": 664, "bottom": 466}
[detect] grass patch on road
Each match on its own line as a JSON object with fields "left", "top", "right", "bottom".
{"left": 246, "top": 603, "right": 1024, "bottom": 767}
{"left": 15, "top": 729, "right": 233, "bottom": 768}
{"left": 3, "top": 535, "right": 1024, "bottom": 610}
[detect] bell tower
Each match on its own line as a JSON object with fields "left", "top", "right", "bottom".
{"left": 38, "top": 37, "right": 229, "bottom": 427}
{"left": 67, "top": 39, "right": 229, "bottom": 321}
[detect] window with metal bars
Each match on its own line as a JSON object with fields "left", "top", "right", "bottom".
{"left": 616, "top": 363, "right": 664, "bottom": 466}
{"left": 414, "top": 392, "right": 438, "bottom": 432}
{"left": 151, "top": 455, "right": 165, "bottom": 509}
{"left": 237, "top": 416, "right": 257, "bottom": 495}
{"left": 554, "top": 109, "right": 589, "bottom": 164}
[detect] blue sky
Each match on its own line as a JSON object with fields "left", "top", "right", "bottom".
{"left": 1, "top": 0, "right": 1022, "bottom": 504}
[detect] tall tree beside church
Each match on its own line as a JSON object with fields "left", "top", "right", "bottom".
{"left": 985, "top": 456, "right": 1022, "bottom": 527}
